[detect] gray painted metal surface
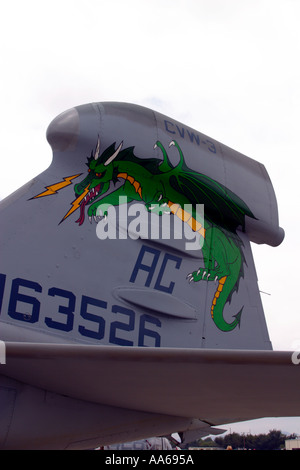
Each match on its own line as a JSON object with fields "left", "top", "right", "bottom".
{"left": 0, "top": 102, "right": 292, "bottom": 450}
{"left": 0, "top": 102, "right": 283, "bottom": 350}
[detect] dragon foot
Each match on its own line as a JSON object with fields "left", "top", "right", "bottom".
{"left": 145, "top": 193, "right": 172, "bottom": 215}
{"left": 186, "top": 267, "right": 219, "bottom": 283}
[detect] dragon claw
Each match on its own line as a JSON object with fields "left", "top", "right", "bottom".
{"left": 146, "top": 194, "right": 171, "bottom": 215}
{"left": 187, "top": 268, "right": 218, "bottom": 284}
{"left": 186, "top": 273, "right": 194, "bottom": 283}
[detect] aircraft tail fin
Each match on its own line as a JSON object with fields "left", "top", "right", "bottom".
{"left": 0, "top": 102, "right": 284, "bottom": 351}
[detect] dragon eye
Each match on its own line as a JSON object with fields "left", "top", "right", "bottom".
{"left": 95, "top": 173, "right": 102, "bottom": 177}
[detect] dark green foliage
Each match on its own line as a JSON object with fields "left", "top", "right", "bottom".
{"left": 214, "top": 429, "right": 291, "bottom": 450}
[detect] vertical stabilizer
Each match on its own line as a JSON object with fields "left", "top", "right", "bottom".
{"left": 0, "top": 102, "right": 284, "bottom": 351}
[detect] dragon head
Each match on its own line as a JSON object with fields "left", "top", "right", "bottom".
{"left": 73, "top": 137, "right": 123, "bottom": 225}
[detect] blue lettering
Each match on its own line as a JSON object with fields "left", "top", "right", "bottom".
{"left": 154, "top": 253, "right": 182, "bottom": 293}
{"left": 45, "top": 287, "right": 75, "bottom": 332}
{"left": 1, "top": 274, "right": 162, "bottom": 347}
{"left": 129, "top": 245, "right": 160, "bottom": 287}
{"left": 206, "top": 139, "right": 217, "bottom": 153}
{"left": 164, "top": 119, "right": 216, "bottom": 153}
{"left": 176, "top": 125, "right": 185, "bottom": 138}
{"left": 138, "top": 314, "right": 161, "bottom": 347}
{"left": 79, "top": 295, "right": 106, "bottom": 340}
{"left": 0, "top": 274, "right": 6, "bottom": 315}
{"left": 130, "top": 246, "right": 182, "bottom": 293}
{"left": 164, "top": 120, "right": 176, "bottom": 134}
{"left": 109, "top": 305, "right": 135, "bottom": 346}
{"left": 8, "top": 278, "right": 42, "bottom": 323}
{"left": 187, "top": 130, "right": 200, "bottom": 145}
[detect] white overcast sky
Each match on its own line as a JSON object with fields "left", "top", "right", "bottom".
{"left": 0, "top": 0, "right": 300, "bottom": 435}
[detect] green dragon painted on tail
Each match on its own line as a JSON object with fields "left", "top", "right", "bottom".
{"left": 33, "top": 137, "right": 256, "bottom": 332}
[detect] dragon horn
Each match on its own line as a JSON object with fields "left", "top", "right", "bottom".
{"left": 169, "top": 140, "right": 184, "bottom": 169}
{"left": 94, "top": 135, "right": 101, "bottom": 160}
{"left": 154, "top": 141, "right": 173, "bottom": 172}
{"left": 104, "top": 141, "right": 123, "bottom": 166}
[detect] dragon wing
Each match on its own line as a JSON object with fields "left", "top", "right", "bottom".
{"left": 169, "top": 171, "right": 256, "bottom": 231}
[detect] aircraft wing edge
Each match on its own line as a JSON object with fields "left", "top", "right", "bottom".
{"left": 1, "top": 342, "right": 299, "bottom": 426}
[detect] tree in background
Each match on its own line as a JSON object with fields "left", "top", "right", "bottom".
{"left": 214, "top": 429, "right": 292, "bottom": 450}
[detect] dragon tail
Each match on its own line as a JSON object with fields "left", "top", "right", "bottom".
{"left": 211, "top": 273, "right": 243, "bottom": 332}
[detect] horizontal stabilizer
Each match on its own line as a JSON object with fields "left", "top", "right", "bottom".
{"left": 2, "top": 342, "right": 299, "bottom": 426}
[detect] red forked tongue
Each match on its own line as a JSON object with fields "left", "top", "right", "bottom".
{"left": 76, "top": 197, "right": 88, "bottom": 225}
{"left": 75, "top": 184, "right": 102, "bottom": 226}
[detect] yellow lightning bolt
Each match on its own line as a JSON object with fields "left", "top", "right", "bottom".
{"left": 59, "top": 184, "right": 90, "bottom": 224}
{"left": 31, "top": 174, "right": 82, "bottom": 198}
